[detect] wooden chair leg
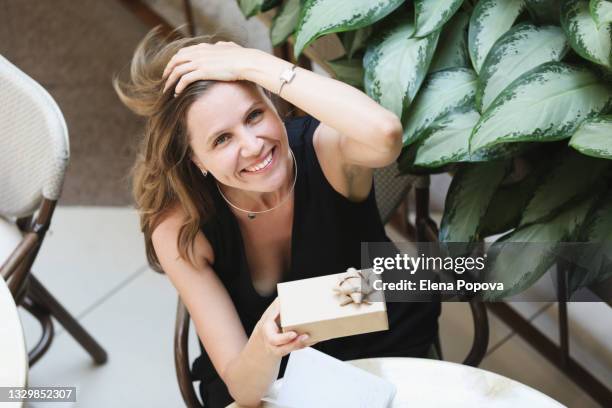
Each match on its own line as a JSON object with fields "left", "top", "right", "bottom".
{"left": 175, "top": 299, "right": 203, "bottom": 408}
{"left": 21, "top": 295, "right": 54, "bottom": 367}
{"left": 462, "top": 300, "right": 489, "bottom": 367}
{"left": 27, "top": 274, "right": 108, "bottom": 364}
{"left": 433, "top": 332, "right": 443, "bottom": 360}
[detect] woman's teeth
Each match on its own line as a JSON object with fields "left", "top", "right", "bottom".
{"left": 244, "top": 149, "right": 273, "bottom": 172}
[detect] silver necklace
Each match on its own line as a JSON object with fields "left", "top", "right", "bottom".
{"left": 216, "top": 148, "right": 297, "bottom": 220}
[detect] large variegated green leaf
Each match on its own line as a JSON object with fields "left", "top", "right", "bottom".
{"left": 468, "top": 0, "right": 526, "bottom": 73}
{"left": 470, "top": 62, "right": 612, "bottom": 152}
{"left": 293, "top": 0, "right": 404, "bottom": 57}
{"left": 519, "top": 150, "right": 609, "bottom": 227}
{"left": 403, "top": 68, "right": 477, "bottom": 145}
{"left": 414, "top": 0, "right": 464, "bottom": 37}
{"left": 239, "top": 0, "right": 265, "bottom": 18}
{"left": 430, "top": 10, "right": 470, "bottom": 72}
{"left": 364, "top": 14, "right": 440, "bottom": 120}
{"left": 341, "top": 27, "right": 372, "bottom": 59}
{"left": 479, "top": 161, "right": 545, "bottom": 237}
{"left": 397, "top": 141, "right": 456, "bottom": 175}
{"left": 525, "top": 0, "right": 562, "bottom": 24}
{"left": 271, "top": 0, "right": 301, "bottom": 46}
{"left": 561, "top": 0, "right": 612, "bottom": 68}
{"left": 590, "top": 0, "right": 612, "bottom": 28}
{"left": 476, "top": 23, "right": 568, "bottom": 112}
{"left": 569, "top": 115, "right": 612, "bottom": 159}
{"left": 440, "top": 161, "right": 509, "bottom": 242}
{"left": 413, "top": 109, "right": 480, "bottom": 167}
{"left": 483, "top": 194, "right": 598, "bottom": 300}
{"left": 327, "top": 58, "right": 364, "bottom": 88}
{"left": 568, "top": 189, "right": 612, "bottom": 293}
{"left": 466, "top": 140, "right": 532, "bottom": 162}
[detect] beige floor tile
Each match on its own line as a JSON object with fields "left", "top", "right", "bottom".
{"left": 24, "top": 269, "right": 182, "bottom": 407}
{"left": 28, "top": 206, "right": 145, "bottom": 310}
{"left": 439, "top": 302, "right": 514, "bottom": 363}
{"left": 529, "top": 302, "right": 612, "bottom": 388}
{"left": 504, "top": 301, "right": 554, "bottom": 324}
{"left": 481, "top": 333, "right": 600, "bottom": 407}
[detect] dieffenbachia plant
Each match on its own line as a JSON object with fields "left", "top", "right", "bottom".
{"left": 240, "top": 0, "right": 612, "bottom": 300}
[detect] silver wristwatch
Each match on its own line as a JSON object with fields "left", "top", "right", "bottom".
{"left": 278, "top": 64, "right": 297, "bottom": 96}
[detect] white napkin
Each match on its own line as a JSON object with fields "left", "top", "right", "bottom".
{"left": 265, "top": 347, "right": 396, "bottom": 408}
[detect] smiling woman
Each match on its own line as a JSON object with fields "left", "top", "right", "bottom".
{"left": 114, "top": 26, "right": 439, "bottom": 408}
{"left": 185, "top": 82, "right": 295, "bottom": 213}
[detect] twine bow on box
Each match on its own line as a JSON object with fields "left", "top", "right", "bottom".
{"left": 333, "top": 267, "right": 375, "bottom": 306}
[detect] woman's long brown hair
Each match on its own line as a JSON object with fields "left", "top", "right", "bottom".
{"left": 113, "top": 27, "right": 229, "bottom": 273}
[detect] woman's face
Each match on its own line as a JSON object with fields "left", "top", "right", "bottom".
{"left": 186, "top": 82, "right": 290, "bottom": 193}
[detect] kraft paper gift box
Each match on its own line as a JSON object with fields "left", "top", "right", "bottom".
{"left": 277, "top": 269, "right": 389, "bottom": 343}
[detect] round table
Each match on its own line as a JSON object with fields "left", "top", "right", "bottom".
{"left": 0, "top": 277, "right": 28, "bottom": 407}
{"left": 227, "top": 357, "right": 564, "bottom": 407}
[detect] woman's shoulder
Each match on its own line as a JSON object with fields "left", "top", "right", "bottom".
{"left": 151, "top": 204, "right": 215, "bottom": 267}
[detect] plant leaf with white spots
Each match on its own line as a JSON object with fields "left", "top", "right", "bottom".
{"left": 590, "top": 0, "right": 612, "bottom": 28}
{"left": 415, "top": 108, "right": 528, "bottom": 165}
{"left": 341, "top": 26, "right": 373, "bottom": 59}
{"left": 430, "top": 10, "right": 471, "bottom": 71}
{"left": 293, "top": 0, "right": 404, "bottom": 57}
{"left": 414, "top": 0, "right": 465, "bottom": 37}
{"left": 470, "top": 62, "right": 612, "bottom": 152}
{"left": 413, "top": 109, "right": 480, "bottom": 167}
{"left": 519, "top": 150, "right": 609, "bottom": 227}
{"left": 479, "top": 159, "right": 550, "bottom": 237}
{"left": 238, "top": 0, "right": 265, "bottom": 18}
{"left": 403, "top": 68, "right": 477, "bottom": 145}
{"left": 271, "top": 0, "right": 301, "bottom": 46}
{"left": 364, "top": 12, "right": 440, "bottom": 121}
{"left": 468, "top": 0, "right": 526, "bottom": 73}
{"left": 477, "top": 23, "right": 569, "bottom": 112}
{"left": 568, "top": 189, "right": 612, "bottom": 293}
{"left": 466, "top": 141, "right": 533, "bottom": 163}
{"left": 397, "top": 141, "right": 455, "bottom": 175}
{"left": 327, "top": 57, "right": 364, "bottom": 88}
{"left": 569, "top": 115, "right": 612, "bottom": 159}
{"left": 440, "top": 160, "right": 510, "bottom": 242}
{"left": 483, "top": 194, "right": 598, "bottom": 300}
{"left": 561, "top": 0, "right": 612, "bottom": 67}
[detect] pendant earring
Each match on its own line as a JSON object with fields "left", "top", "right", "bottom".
{"left": 201, "top": 169, "right": 208, "bottom": 177}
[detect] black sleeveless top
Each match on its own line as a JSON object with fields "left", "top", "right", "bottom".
{"left": 193, "top": 114, "right": 441, "bottom": 408}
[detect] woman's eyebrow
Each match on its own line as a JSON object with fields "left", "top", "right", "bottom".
{"left": 206, "top": 101, "right": 261, "bottom": 143}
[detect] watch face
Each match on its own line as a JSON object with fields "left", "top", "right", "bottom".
{"left": 281, "top": 68, "right": 296, "bottom": 83}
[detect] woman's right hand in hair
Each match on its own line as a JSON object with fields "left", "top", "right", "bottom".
{"left": 255, "top": 297, "right": 317, "bottom": 357}
{"left": 162, "top": 41, "right": 251, "bottom": 94}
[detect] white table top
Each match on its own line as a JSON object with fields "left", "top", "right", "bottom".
{"left": 228, "top": 356, "right": 565, "bottom": 407}
{"left": 0, "top": 277, "right": 28, "bottom": 407}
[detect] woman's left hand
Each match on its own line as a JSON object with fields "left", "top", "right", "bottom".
{"left": 162, "top": 41, "right": 251, "bottom": 95}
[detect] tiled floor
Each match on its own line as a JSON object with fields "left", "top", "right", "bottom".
{"left": 14, "top": 206, "right": 609, "bottom": 407}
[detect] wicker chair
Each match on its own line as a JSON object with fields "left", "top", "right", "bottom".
{"left": 0, "top": 54, "right": 107, "bottom": 367}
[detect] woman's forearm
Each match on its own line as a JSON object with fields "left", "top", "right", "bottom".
{"left": 241, "top": 49, "right": 402, "bottom": 153}
{"left": 222, "top": 323, "right": 281, "bottom": 407}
